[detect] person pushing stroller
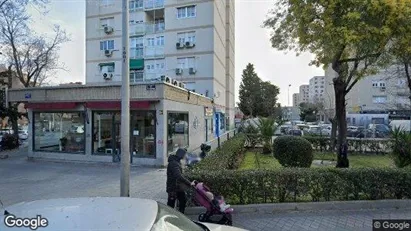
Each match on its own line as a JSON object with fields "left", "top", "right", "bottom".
{"left": 166, "top": 148, "right": 196, "bottom": 214}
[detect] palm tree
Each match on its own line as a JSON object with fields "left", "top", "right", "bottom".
{"left": 257, "top": 117, "right": 277, "bottom": 154}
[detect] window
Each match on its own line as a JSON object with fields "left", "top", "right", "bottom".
{"left": 130, "top": 71, "right": 144, "bottom": 83}
{"left": 100, "top": 17, "right": 114, "bottom": 27}
{"left": 130, "top": 37, "right": 144, "bottom": 58}
{"left": 100, "top": 0, "right": 114, "bottom": 7}
{"left": 99, "top": 63, "right": 115, "bottom": 73}
{"left": 177, "top": 57, "right": 195, "bottom": 69}
{"left": 100, "top": 40, "right": 114, "bottom": 50}
{"left": 33, "top": 112, "right": 85, "bottom": 153}
{"left": 177, "top": 31, "right": 196, "bottom": 44}
{"left": 145, "top": 59, "right": 165, "bottom": 73}
{"left": 147, "top": 38, "right": 155, "bottom": 46}
{"left": 373, "top": 96, "right": 387, "bottom": 104}
{"left": 129, "top": 0, "right": 143, "bottom": 10}
{"left": 379, "top": 82, "right": 386, "bottom": 87}
{"left": 156, "top": 36, "right": 164, "bottom": 46}
{"left": 167, "top": 112, "right": 189, "bottom": 153}
{"left": 177, "top": 5, "right": 196, "bottom": 19}
{"left": 92, "top": 111, "right": 156, "bottom": 157}
{"left": 154, "top": 18, "right": 165, "bottom": 32}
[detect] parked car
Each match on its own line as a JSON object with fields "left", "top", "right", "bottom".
{"left": 368, "top": 124, "right": 390, "bottom": 138}
{"left": 0, "top": 197, "right": 247, "bottom": 231}
{"left": 306, "top": 125, "right": 322, "bottom": 136}
{"left": 287, "top": 129, "right": 303, "bottom": 136}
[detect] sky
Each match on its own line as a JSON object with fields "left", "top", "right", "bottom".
{"left": 29, "top": 0, "right": 324, "bottom": 106}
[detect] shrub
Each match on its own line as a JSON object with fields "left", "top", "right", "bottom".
{"left": 273, "top": 136, "right": 313, "bottom": 167}
{"left": 192, "top": 134, "right": 246, "bottom": 171}
{"left": 0, "top": 133, "right": 19, "bottom": 150}
{"left": 185, "top": 168, "right": 411, "bottom": 205}
{"left": 390, "top": 128, "right": 411, "bottom": 168}
{"left": 257, "top": 117, "right": 277, "bottom": 154}
{"left": 242, "top": 122, "right": 261, "bottom": 148}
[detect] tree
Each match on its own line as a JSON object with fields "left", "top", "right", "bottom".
{"left": 299, "top": 102, "right": 319, "bottom": 122}
{"left": 238, "top": 63, "right": 262, "bottom": 117}
{"left": 264, "top": 0, "right": 399, "bottom": 168}
{"left": 260, "top": 81, "right": 280, "bottom": 117}
{"left": 0, "top": 1, "right": 69, "bottom": 87}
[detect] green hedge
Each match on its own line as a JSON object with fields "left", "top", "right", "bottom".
{"left": 304, "top": 136, "right": 391, "bottom": 154}
{"left": 185, "top": 168, "right": 411, "bottom": 205}
{"left": 192, "top": 134, "right": 246, "bottom": 171}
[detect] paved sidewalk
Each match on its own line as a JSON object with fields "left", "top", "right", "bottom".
{"left": 0, "top": 150, "right": 167, "bottom": 207}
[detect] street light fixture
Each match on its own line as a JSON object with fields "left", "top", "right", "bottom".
{"left": 288, "top": 84, "right": 291, "bottom": 107}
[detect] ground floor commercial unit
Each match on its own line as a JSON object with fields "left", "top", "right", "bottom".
{"left": 8, "top": 83, "right": 228, "bottom": 166}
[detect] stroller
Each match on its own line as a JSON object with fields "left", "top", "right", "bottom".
{"left": 192, "top": 182, "right": 234, "bottom": 226}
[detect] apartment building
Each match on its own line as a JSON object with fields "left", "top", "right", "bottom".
{"left": 85, "top": 0, "right": 235, "bottom": 132}
{"left": 309, "top": 76, "right": 326, "bottom": 103}
{"left": 292, "top": 93, "right": 298, "bottom": 107}
{"left": 323, "top": 65, "right": 410, "bottom": 119}
{"left": 297, "top": 84, "right": 309, "bottom": 105}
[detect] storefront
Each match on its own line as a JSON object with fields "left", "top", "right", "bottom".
{"left": 8, "top": 83, "right": 213, "bottom": 166}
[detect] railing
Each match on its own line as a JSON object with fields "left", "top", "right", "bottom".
{"left": 144, "top": 0, "right": 164, "bottom": 9}
{"left": 130, "top": 48, "right": 144, "bottom": 59}
{"left": 145, "top": 23, "right": 165, "bottom": 34}
{"left": 129, "top": 24, "right": 146, "bottom": 35}
{"left": 145, "top": 46, "right": 164, "bottom": 58}
{"left": 143, "top": 73, "right": 165, "bottom": 81}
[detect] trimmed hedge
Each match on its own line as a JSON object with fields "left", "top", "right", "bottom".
{"left": 273, "top": 136, "right": 313, "bottom": 167}
{"left": 185, "top": 168, "right": 411, "bottom": 205}
{"left": 192, "top": 134, "right": 246, "bottom": 171}
{"left": 304, "top": 136, "right": 391, "bottom": 154}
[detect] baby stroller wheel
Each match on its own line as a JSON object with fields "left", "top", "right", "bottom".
{"left": 198, "top": 213, "right": 207, "bottom": 222}
{"left": 224, "top": 214, "right": 233, "bottom": 226}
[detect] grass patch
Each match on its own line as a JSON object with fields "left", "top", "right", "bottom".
{"left": 239, "top": 151, "right": 395, "bottom": 170}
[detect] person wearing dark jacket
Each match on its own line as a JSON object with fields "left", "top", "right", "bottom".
{"left": 166, "top": 148, "right": 195, "bottom": 214}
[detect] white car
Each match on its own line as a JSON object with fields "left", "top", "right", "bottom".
{"left": 0, "top": 197, "right": 248, "bottom": 231}
{"left": 18, "top": 130, "right": 28, "bottom": 140}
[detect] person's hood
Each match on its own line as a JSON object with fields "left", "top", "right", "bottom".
{"left": 168, "top": 154, "right": 180, "bottom": 163}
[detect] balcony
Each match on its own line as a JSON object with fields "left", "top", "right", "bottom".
{"left": 130, "top": 48, "right": 144, "bottom": 59}
{"left": 130, "top": 24, "right": 146, "bottom": 36}
{"left": 145, "top": 46, "right": 164, "bottom": 59}
{"left": 144, "top": 0, "right": 164, "bottom": 10}
{"left": 144, "top": 72, "right": 166, "bottom": 81}
{"left": 145, "top": 23, "right": 165, "bottom": 34}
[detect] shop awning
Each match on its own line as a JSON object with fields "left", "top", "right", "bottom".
{"left": 25, "top": 102, "right": 78, "bottom": 109}
{"left": 130, "top": 59, "right": 144, "bottom": 70}
{"left": 85, "top": 101, "right": 153, "bottom": 109}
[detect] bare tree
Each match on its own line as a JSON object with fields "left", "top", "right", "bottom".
{"left": 0, "top": 0, "right": 69, "bottom": 87}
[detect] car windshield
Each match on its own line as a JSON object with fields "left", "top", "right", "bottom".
{"left": 150, "top": 203, "right": 205, "bottom": 231}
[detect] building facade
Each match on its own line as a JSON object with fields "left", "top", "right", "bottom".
{"left": 85, "top": 0, "right": 235, "bottom": 134}
{"left": 309, "top": 76, "right": 326, "bottom": 103}
{"left": 298, "top": 84, "right": 309, "bottom": 105}
{"left": 292, "top": 93, "right": 298, "bottom": 107}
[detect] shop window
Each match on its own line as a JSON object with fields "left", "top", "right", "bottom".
{"left": 33, "top": 112, "right": 85, "bottom": 153}
{"left": 92, "top": 111, "right": 156, "bottom": 158}
{"left": 167, "top": 112, "right": 189, "bottom": 154}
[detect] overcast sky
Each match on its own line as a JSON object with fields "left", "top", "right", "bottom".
{"left": 30, "top": 0, "right": 324, "bottom": 106}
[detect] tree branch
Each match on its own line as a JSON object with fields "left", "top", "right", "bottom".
{"left": 339, "top": 53, "right": 381, "bottom": 64}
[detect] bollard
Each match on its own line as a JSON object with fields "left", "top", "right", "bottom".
{"left": 227, "top": 132, "right": 230, "bottom": 140}
{"left": 218, "top": 137, "right": 221, "bottom": 148}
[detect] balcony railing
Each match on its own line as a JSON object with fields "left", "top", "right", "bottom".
{"left": 130, "top": 48, "right": 144, "bottom": 59}
{"left": 130, "top": 24, "right": 146, "bottom": 35}
{"left": 145, "top": 23, "right": 165, "bottom": 34}
{"left": 144, "top": 0, "right": 164, "bottom": 10}
{"left": 145, "top": 46, "right": 164, "bottom": 58}
{"left": 144, "top": 73, "right": 166, "bottom": 81}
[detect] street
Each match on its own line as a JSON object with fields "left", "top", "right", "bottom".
{"left": 1, "top": 151, "right": 411, "bottom": 231}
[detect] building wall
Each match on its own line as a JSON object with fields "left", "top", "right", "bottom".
{"left": 292, "top": 93, "right": 299, "bottom": 107}
{"left": 298, "top": 84, "right": 309, "bottom": 104}
{"left": 309, "top": 76, "right": 326, "bottom": 103}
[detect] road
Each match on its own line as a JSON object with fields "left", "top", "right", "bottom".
{"left": 1, "top": 150, "right": 411, "bottom": 231}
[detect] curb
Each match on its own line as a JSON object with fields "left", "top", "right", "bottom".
{"left": 184, "top": 200, "right": 411, "bottom": 215}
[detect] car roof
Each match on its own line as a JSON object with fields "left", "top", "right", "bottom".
{"left": 0, "top": 197, "right": 158, "bottom": 230}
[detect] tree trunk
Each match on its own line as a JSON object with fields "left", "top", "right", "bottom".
{"left": 334, "top": 79, "right": 349, "bottom": 168}
{"left": 329, "top": 116, "right": 337, "bottom": 152}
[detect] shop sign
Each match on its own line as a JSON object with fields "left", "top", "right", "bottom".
{"left": 204, "top": 107, "right": 213, "bottom": 117}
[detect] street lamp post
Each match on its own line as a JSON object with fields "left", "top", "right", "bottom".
{"left": 288, "top": 84, "right": 291, "bottom": 107}
{"left": 120, "top": 0, "right": 130, "bottom": 197}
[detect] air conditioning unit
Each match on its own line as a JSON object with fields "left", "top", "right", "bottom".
{"left": 179, "top": 82, "right": 186, "bottom": 88}
{"left": 172, "top": 79, "right": 179, "bottom": 86}
{"left": 175, "top": 68, "right": 183, "bottom": 75}
{"left": 104, "top": 26, "right": 114, "bottom": 34}
{"left": 185, "top": 41, "right": 195, "bottom": 48}
{"left": 381, "top": 86, "right": 386, "bottom": 91}
{"left": 189, "top": 67, "right": 197, "bottom": 75}
{"left": 104, "top": 49, "right": 113, "bottom": 57}
{"left": 160, "top": 75, "right": 167, "bottom": 81}
{"left": 103, "top": 72, "right": 113, "bottom": 80}
{"left": 176, "top": 42, "right": 184, "bottom": 49}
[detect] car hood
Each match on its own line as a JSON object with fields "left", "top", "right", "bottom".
{"left": 202, "top": 222, "right": 249, "bottom": 231}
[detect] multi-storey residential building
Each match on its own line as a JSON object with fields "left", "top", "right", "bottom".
{"left": 85, "top": 0, "right": 235, "bottom": 134}
{"left": 309, "top": 76, "right": 326, "bottom": 103}
{"left": 292, "top": 93, "right": 298, "bottom": 107}
{"left": 323, "top": 65, "right": 411, "bottom": 122}
{"left": 298, "top": 84, "right": 309, "bottom": 105}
